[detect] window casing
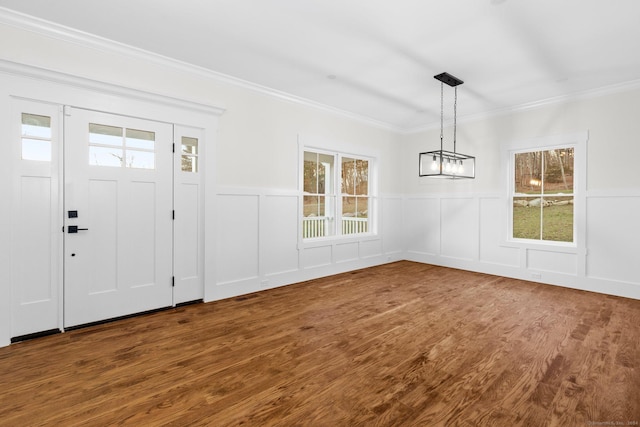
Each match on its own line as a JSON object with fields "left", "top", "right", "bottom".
{"left": 510, "top": 146, "right": 575, "bottom": 244}
{"left": 302, "top": 149, "right": 373, "bottom": 239}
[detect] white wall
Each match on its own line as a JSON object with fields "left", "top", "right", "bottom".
{"left": 401, "top": 87, "right": 640, "bottom": 300}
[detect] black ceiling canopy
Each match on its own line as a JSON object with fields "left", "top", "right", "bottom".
{"left": 434, "top": 72, "right": 464, "bottom": 87}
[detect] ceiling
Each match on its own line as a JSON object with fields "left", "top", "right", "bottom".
{"left": 1, "top": 0, "right": 639, "bottom": 131}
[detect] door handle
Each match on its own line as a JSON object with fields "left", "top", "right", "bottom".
{"left": 67, "top": 226, "right": 89, "bottom": 233}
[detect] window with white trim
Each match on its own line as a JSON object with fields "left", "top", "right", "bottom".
{"left": 511, "top": 146, "right": 575, "bottom": 243}
{"left": 302, "top": 150, "right": 373, "bottom": 239}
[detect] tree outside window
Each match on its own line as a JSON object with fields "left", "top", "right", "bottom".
{"left": 512, "top": 147, "right": 574, "bottom": 242}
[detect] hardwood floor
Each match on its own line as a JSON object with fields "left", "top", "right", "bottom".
{"left": 1, "top": 261, "right": 639, "bottom": 426}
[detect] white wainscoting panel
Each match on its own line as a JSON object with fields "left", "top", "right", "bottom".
{"left": 301, "top": 245, "right": 333, "bottom": 269}
{"left": 216, "top": 194, "right": 259, "bottom": 284}
{"left": 586, "top": 195, "right": 640, "bottom": 284}
{"left": 440, "top": 197, "right": 477, "bottom": 261}
{"left": 382, "top": 197, "right": 404, "bottom": 255}
{"left": 261, "top": 195, "right": 299, "bottom": 276}
{"left": 527, "top": 249, "right": 577, "bottom": 275}
{"left": 405, "top": 197, "right": 439, "bottom": 255}
{"left": 213, "top": 189, "right": 403, "bottom": 300}
{"left": 360, "top": 238, "right": 383, "bottom": 259}
{"left": 334, "top": 241, "right": 359, "bottom": 263}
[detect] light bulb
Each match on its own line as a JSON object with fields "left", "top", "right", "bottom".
{"left": 458, "top": 160, "right": 464, "bottom": 174}
{"left": 431, "top": 155, "right": 438, "bottom": 171}
{"left": 445, "top": 159, "right": 452, "bottom": 172}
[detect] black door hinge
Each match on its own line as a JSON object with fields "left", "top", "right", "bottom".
{"left": 172, "top": 210, "right": 175, "bottom": 220}
{"left": 172, "top": 276, "right": 175, "bottom": 287}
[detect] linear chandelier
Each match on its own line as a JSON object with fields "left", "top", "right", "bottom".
{"left": 419, "top": 72, "right": 475, "bottom": 179}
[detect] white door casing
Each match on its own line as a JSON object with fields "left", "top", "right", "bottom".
{"left": 63, "top": 107, "right": 173, "bottom": 327}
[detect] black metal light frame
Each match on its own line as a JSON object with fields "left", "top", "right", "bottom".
{"left": 419, "top": 72, "right": 475, "bottom": 179}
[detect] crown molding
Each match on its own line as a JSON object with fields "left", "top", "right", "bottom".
{"left": 0, "top": 7, "right": 401, "bottom": 133}
{"left": 403, "top": 78, "right": 640, "bottom": 135}
{"left": 0, "top": 58, "right": 227, "bottom": 117}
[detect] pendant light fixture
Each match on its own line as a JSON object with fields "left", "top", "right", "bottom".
{"left": 419, "top": 72, "right": 475, "bottom": 179}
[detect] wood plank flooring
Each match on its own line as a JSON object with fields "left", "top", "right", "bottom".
{"left": 1, "top": 261, "right": 639, "bottom": 426}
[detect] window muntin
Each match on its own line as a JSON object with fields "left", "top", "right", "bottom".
{"left": 21, "top": 113, "right": 52, "bottom": 161}
{"left": 302, "top": 150, "right": 372, "bottom": 239}
{"left": 181, "top": 136, "right": 199, "bottom": 173}
{"left": 512, "top": 147, "right": 574, "bottom": 243}
{"left": 89, "top": 123, "right": 155, "bottom": 169}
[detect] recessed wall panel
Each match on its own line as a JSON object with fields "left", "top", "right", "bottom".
{"left": 405, "top": 198, "right": 439, "bottom": 254}
{"left": 441, "top": 198, "right": 475, "bottom": 260}
{"left": 528, "top": 249, "right": 576, "bottom": 275}
{"left": 334, "top": 241, "right": 358, "bottom": 263}
{"left": 217, "top": 194, "right": 259, "bottom": 283}
{"left": 586, "top": 196, "right": 640, "bottom": 284}
{"left": 382, "top": 197, "right": 404, "bottom": 254}
{"left": 301, "top": 245, "right": 332, "bottom": 269}
{"left": 262, "top": 195, "right": 299, "bottom": 275}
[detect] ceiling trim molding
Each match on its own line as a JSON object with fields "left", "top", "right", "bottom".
{"left": 0, "top": 58, "right": 227, "bottom": 117}
{"left": 0, "top": 7, "right": 401, "bottom": 133}
{"left": 403, "top": 78, "right": 640, "bottom": 134}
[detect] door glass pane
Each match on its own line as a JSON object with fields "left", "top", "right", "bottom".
{"left": 182, "top": 155, "right": 197, "bottom": 173}
{"left": 181, "top": 137, "right": 198, "bottom": 172}
{"left": 126, "top": 128, "right": 155, "bottom": 150}
{"left": 126, "top": 150, "right": 155, "bottom": 169}
{"left": 22, "top": 113, "right": 51, "bottom": 138}
{"left": 89, "top": 146, "right": 123, "bottom": 167}
{"left": 182, "top": 137, "right": 198, "bottom": 155}
{"left": 89, "top": 124, "right": 123, "bottom": 147}
{"left": 22, "top": 138, "right": 51, "bottom": 161}
{"left": 21, "top": 113, "right": 51, "bottom": 161}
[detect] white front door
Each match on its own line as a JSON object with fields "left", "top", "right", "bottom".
{"left": 63, "top": 107, "right": 173, "bottom": 327}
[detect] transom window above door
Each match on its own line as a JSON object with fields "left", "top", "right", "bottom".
{"left": 89, "top": 123, "right": 155, "bottom": 169}
{"left": 21, "top": 113, "right": 52, "bottom": 162}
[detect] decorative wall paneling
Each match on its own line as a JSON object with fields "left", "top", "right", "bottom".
{"left": 404, "top": 191, "right": 640, "bottom": 300}
{"left": 213, "top": 187, "right": 405, "bottom": 301}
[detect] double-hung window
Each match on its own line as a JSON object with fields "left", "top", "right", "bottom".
{"left": 302, "top": 150, "right": 373, "bottom": 239}
{"left": 511, "top": 147, "right": 575, "bottom": 243}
